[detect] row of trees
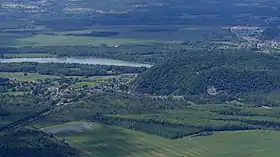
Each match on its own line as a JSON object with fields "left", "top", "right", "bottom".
{"left": 0, "top": 44, "right": 170, "bottom": 63}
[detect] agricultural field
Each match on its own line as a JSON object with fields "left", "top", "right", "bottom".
{"left": 14, "top": 35, "right": 158, "bottom": 47}
{"left": 0, "top": 72, "right": 115, "bottom": 82}
{"left": 0, "top": 72, "right": 58, "bottom": 82}
{"left": 71, "top": 81, "right": 97, "bottom": 88}
{"left": 70, "top": 75, "right": 131, "bottom": 88}
{"left": 51, "top": 122, "right": 280, "bottom": 157}
{"left": 0, "top": 23, "right": 242, "bottom": 64}
{"left": 2, "top": 24, "right": 239, "bottom": 47}
{"left": 2, "top": 53, "right": 55, "bottom": 58}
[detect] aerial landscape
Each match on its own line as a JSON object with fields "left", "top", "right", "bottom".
{"left": 1, "top": 0, "right": 280, "bottom": 157}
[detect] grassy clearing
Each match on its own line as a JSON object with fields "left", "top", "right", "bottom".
{"left": 15, "top": 35, "right": 158, "bottom": 47}
{"left": 84, "top": 74, "right": 135, "bottom": 81}
{"left": 53, "top": 123, "right": 280, "bottom": 157}
{"left": 71, "top": 75, "right": 115, "bottom": 86}
{"left": 71, "top": 81, "right": 97, "bottom": 88}
{"left": 71, "top": 75, "right": 135, "bottom": 88}
{"left": 3, "top": 53, "right": 55, "bottom": 58}
{"left": 210, "top": 41, "right": 238, "bottom": 45}
{"left": 0, "top": 72, "right": 58, "bottom": 82}
{"left": 0, "top": 72, "right": 132, "bottom": 83}
{"left": 54, "top": 29, "right": 111, "bottom": 35}
{"left": 5, "top": 91, "right": 25, "bottom": 96}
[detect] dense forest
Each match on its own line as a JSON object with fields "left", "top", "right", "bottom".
{"left": 135, "top": 49, "right": 280, "bottom": 95}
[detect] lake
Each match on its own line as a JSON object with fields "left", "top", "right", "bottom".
{"left": 0, "top": 57, "right": 152, "bottom": 67}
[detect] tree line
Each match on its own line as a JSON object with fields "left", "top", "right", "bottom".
{"left": 0, "top": 62, "right": 147, "bottom": 77}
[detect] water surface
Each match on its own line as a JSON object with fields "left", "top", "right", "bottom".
{"left": 0, "top": 57, "right": 152, "bottom": 67}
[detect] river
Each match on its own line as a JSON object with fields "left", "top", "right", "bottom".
{"left": 0, "top": 57, "right": 152, "bottom": 67}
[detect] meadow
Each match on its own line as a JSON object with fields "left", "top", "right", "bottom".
{"left": 52, "top": 122, "right": 280, "bottom": 157}
{"left": 0, "top": 72, "right": 113, "bottom": 82}
{"left": 70, "top": 75, "right": 125, "bottom": 88}
{"left": 0, "top": 72, "right": 58, "bottom": 82}
{"left": 2, "top": 53, "right": 55, "bottom": 58}
{"left": 15, "top": 35, "right": 158, "bottom": 47}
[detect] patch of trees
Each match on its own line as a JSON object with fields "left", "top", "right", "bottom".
{"left": 0, "top": 128, "right": 79, "bottom": 157}
{"left": 0, "top": 62, "right": 147, "bottom": 77}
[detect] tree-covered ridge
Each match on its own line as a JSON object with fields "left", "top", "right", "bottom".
{"left": 0, "top": 128, "right": 79, "bottom": 157}
{"left": 135, "top": 50, "right": 280, "bottom": 95}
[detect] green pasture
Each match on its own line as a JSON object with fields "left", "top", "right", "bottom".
{"left": 0, "top": 72, "right": 57, "bottom": 82}
{"left": 71, "top": 81, "right": 97, "bottom": 88}
{"left": 3, "top": 53, "right": 55, "bottom": 58}
{"left": 14, "top": 35, "right": 157, "bottom": 47}
{"left": 0, "top": 72, "right": 133, "bottom": 83}
{"left": 53, "top": 122, "right": 280, "bottom": 157}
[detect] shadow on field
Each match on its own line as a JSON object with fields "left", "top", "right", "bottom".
{"left": 59, "top": 125, "right": 154, "bottom": 157}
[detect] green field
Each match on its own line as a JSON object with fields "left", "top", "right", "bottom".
{"left": 71, "top": 74, "right": 135, "bottom": 88}
{"left": 52, "top": 122, "right": 280, "bottom": 157}
{"left": 54, "top": 29, "right": 112, "bottom": 35}
{"left": 0, "top": 72, "right": 134, "bottom": 83}
{"left": 3, "top": 53, "right": 55, "bottom": 58}
{"left": 14, "top": 35, "right": 158, "bottom": 47}
{"left": 71, "top": 81, "right": 97, "bottom": 88}
{"left": 0, "top": 72, "right": 58, "bottom": 82}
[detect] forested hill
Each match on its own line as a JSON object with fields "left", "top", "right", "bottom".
{"left": 0, "top": 128, "right": 79, "bottom": 157}
{"left": 134, "top": 50, "right": 280, "bottom": 95}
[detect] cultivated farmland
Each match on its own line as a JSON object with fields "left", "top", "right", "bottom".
{"left": 53, "top": 122, "right": 280, "bottom": 157}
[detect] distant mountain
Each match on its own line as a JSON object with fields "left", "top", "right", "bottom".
{"left": 134, "top": 50, "right": 280, "bottom": 95}
{"left": 1, "top": 0, "right": 280, "bottom": 29}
